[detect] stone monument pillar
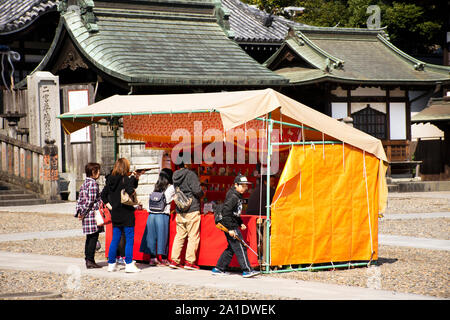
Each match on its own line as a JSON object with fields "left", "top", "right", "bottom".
{"left": 43, "top": 139, "right": 60, "bottom": 200}
{"left": 27, "top": 71, "right": 62, "bottom": 170}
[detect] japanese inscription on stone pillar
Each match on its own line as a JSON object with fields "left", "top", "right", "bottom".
{"left": 40, "top": 85, "right": 52, "bottom": 142}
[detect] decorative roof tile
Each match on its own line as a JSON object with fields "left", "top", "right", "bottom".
{"left": 0, "top": 0, "right": 58, "bottom": 35}
{"left": 222, "top": 0, "right": 304, "bottom": 43}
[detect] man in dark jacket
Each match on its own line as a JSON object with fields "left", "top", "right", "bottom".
{"left": 212, "top": 174, "right": 260, "bottom": 278}
{"left": 169, "top": 153, "right": 204, "bottom": 270}
{"left": 246, "top": 175, "right": 276, "bottom": 216}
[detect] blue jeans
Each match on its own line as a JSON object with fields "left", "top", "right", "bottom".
{"left": 108, "top": 226, "right": 134, "bottom": 264}
{"left": 141, "top": 213, "right": 170, "bottom": 257}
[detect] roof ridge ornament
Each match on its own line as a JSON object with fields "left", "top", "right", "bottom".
{"left": 78, "top": 0, "right": 98, "bottom": 33}
{"left": 215, "top": 1, "right": 234, "bottom": 39}
{"left": 414, "top": 62, "right": 425, "bottom": 71}
{"left": 57, "top": 0, "right": 68, "bottom": 13}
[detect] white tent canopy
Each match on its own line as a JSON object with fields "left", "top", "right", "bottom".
{"left": 58, "top": 88, "right": 387, "bottom": 161}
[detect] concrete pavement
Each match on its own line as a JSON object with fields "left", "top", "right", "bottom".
{"left": 0, "top": 229, "right": 83, "bottom": 242}
{"left": 379, "top": 234, "right": 450, "bottom": 251}
{"left": 382, "top": 212, "right": 450, "bottom": 220}
{"left": 0, "top": 198, "right": 448, "bottom": 299}
{"left": 0, "top": 250, "right": 438, "bottom": 300}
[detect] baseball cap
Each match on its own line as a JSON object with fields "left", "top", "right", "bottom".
{"left": 234, "top": 174, "right": 252, "bottom": 185}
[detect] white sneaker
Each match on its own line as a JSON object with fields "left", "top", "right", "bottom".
{"left": 107, "top": 263, "right": 118, "bottom": 272}
{"left": 125, "top": 261, "right": 141, "bottom": 273}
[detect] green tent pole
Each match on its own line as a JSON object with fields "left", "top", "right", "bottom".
{"left": 114, "top": 125, "right": 118, "bottom": 162}
{"left": 109, "top": 117, "right": 119, "bottom": 162}
{"left": 265, "top": 112, "right": 273, "bottom": 271}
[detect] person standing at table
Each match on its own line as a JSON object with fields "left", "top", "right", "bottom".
{"left": 75, "top": 162, "right": 103, "bottom": 269}
{"left": 212, "top": 174, "right": 260, "bottom": 278}
{"left": 169, "top": 152, "right": 203, "bottom": 270}
{"left": 246, "top": 174, "right": 276, "bottom": 215}
{"left": 103, "top": 169, "right": 126, "bottom": 266}
{"left": 140, "top": 168, "right": 175, "bottom": 266}
{"left": 101, "top": 158, "right": 142, "bottom": 273}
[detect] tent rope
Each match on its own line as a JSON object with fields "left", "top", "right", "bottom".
{"left": 299, "top": 169, "right": 302, "bottom": 200}
{"left": 270, "top": 177, "right": 286, "bottom": 208}
{"left": 363, "top": 151, "right": 375, "bottom": 257}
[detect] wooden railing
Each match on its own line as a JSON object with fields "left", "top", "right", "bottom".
{"left": 383, "top": 140, "right": 422, "bottom": 177}
{"left": 0, "top": 133, "right": 44, "bottom": 194}
{"left": 383, "top": 140, "right": 410, "bottom": 162}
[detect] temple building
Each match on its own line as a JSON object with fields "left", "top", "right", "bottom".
{"left": 0, "top": 0, "right": 288, "bottom": 201}
{"left": 262, "top": 26, "right": 450, "bottom": 174}
{"left": 1, "top": 0, "right": 450, "bottom": 203}
{"left": 223, "top": 0, "right": 450, "bottom": 177}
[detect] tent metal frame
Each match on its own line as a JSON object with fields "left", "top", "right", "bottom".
{"left": 59, "top": 109, "right": 375, "bottom": 273}
{"left": 256, "top": 112, "right": 374, "bottom": 274}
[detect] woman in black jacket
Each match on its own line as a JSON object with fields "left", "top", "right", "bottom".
{"left": 101, "top": 158, "right": 142, "bottom": 273}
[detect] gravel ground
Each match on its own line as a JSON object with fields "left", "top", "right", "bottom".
{"left": 0, "top": 211, "right": 79, "bottom": 234}
{"left": 271, "top": 245, "right": 449, "bottom": 299}
{"left": 0, "top": 269, "right": 285, "bottom": 300}
{"left": 386, "top": 194, "right": 450, "bottom": 214}
{"left": 0, "top": 236, "right": 448, "bottom": 299}
{"left": 379, "top": 218, "right": 450, "bottom": 240}
{"left": 0, "top": 193, "right": 448, "bottom": 299}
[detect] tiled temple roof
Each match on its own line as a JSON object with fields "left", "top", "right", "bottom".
{"left": 33, "top": 0, "right": 287, "bottom": 86}
{"left": 265, "top": 26, "right": 450, "bottom": 85}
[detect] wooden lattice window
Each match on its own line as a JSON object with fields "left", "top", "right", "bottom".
{"left": 352, "top": 106, "right": 387, "bottom": 140}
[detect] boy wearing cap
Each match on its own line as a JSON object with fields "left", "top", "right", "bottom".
{"left": 212, "top": 174, "right": 260, "bottom": 278}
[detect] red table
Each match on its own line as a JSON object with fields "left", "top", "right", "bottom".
{"left": 105, "top": 210, "right": 260, "bottom": 267}
{"left": 104, "top": 210, "right": 150, "bottom": 262}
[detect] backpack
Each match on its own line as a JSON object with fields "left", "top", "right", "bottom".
{"left": 173, "top": 187, "right": 192, "bottom": 213}
{"left": 212, "top": 202, "right": 224, "bottom": 225}
{"left": 148, "top": 191, "right": 166, "bottom": 213}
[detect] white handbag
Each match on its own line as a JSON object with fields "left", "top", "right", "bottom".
{"left": 94, "top": 209, "right": 105, "bottom": 226}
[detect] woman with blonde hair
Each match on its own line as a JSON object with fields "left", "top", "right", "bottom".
{"left": 101, "top": 158, "right": 142, "bottom": 273}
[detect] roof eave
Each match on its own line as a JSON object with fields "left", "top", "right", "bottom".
{"left": 129, "top": 79, "right": 289, "bottom": 86}
{"left": 412, "top": 118, "right": 450, "bottom": 123}
{"left": 284, "top": 75, "right": 450, "bottom": 86}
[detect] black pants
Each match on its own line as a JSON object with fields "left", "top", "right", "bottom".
{"left": 85, "top": 231, "right": 100, "bottom": 262}
{"left": 216, "top": 229, "right": 252, "bottom": 273}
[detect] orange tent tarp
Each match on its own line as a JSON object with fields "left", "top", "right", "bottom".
{"left": 270, "top": 144, "right": 386, "bottom": 266}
